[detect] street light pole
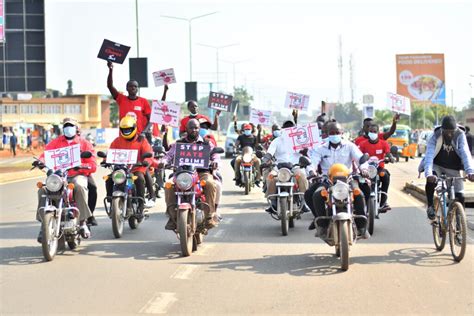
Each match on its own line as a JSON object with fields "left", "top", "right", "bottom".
{"left": 219, "top": 59, "right": 251, "bottom": 89}
{"left": 161, "top": 12, "right": 218, "bottom": 81}
{"left": 197, "top": 43, "right": 239, "bottom": 91}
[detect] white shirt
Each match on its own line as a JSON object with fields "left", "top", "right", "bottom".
{"left": 309, "top": 140, "right": 363, "bottom": 175}
{"left": 267, "top": 136, "right": 302, "bottom": 165}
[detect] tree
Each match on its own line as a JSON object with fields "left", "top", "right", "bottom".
{"left": 233, "top": 86, "right": 254, "bottom": 108}
{"left": 374, "top": 110, "right": 393, "bottom": 126}
{"left": 109, "top": 100, "right": 119, "bottom": 127}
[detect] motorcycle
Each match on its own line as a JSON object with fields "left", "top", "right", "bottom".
{"left": 168, "top": 147, "right": 224, "bottom": 257}
{"left": 32, "top": 151, "right": 92, "bottom": 261}
{"left": 98, "top": 151, "right": 153, "bottom": 238}
{"left": 266, "top": 155, "right": 312, "bottom": 236}
{"left": 314, "top": 155, "right": 369, "bottom": 271}
{"left": 239, "top": 146, "right": 257, "bottom": 195}
{"left": 151, "top": 139, "right": 166, "bottom": 198}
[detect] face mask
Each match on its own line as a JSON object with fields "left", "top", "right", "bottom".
{"left": 189, "top": 113, "right": 197, "bottom": 117}
{"left": 244, "top": 130, "right": 252, "bottom": 136}
{"left": 328, "top": 135, "right": 341, "bottom": 144}
{"left": 199, "top": 128, "right": 209, "bottom": 137}
{"left": 368, "top": 132, "right": 378, "bottom": 141}
{"left": 273, "top": 130, "right": 281, "bottom": 138}
{"left": 63, "top": 126, "right": 77, "bottom": 138}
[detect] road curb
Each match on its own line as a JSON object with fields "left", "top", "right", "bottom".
{"left": 404, "top": 182, "right": 474, "bottom": 231}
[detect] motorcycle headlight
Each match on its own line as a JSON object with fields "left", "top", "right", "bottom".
{"left": 46, "top": 174, "right": 63, "bottom": 192}
{"left": 367, "top": 165, "right": 378, "bottom": 179}
{"left": 176, "top": 173, "right": 193, "bottom": 190}
{"left": 331, "top": 181, "right": 350, "bottom": 201}
{"left": 277, "top": 168, "right": 292, "bottom": 182}
{"left": 112, "top": 170, "right": 127, "bottom": 184}
{"left": 242, "top": 153, "right": 252, "bottom": 163}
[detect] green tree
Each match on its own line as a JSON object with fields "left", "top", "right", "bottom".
{"left": 233, "top": 86, "right": 254, "bottom": 108}
{"left": 109, "top": 100, "right": 119, "bottom": 127}
{"left": 374, "top": 110, "right": 393, "bottom": 126}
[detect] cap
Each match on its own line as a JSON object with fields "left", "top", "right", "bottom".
{"left": 243, "top": 124, "right": 252, "bottom": 130}
{"left": 62, "top": 117, "right": 79, "bottom": 127}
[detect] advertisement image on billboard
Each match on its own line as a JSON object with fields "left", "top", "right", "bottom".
{"left": 396, "top": 54, "right": 445, "bottom": 105}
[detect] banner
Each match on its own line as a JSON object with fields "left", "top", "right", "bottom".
{"left": 106, "top": 149, "right": 138, "bottom": 164}
{"left": 97, "top": 39, "right": 131, "bottom": 64}
{"left": 208, "top": 92, "right": 233, "bottom": 112}
{"left": 174, "top": 142, "right": 210, "bottom": 168}
{"left": 282, "top": 123, "right": 321, "bottom": 153}
{"left": 396, "top": 54, "right": 445, "bottom": 105}
{"left": 152, "top": 68, "right": 176, "bottom": 87}
{"left": 285, "top": 92, "right": 310, "bottom": 111}
{"left": 150, "top": 100, "right": 180, "bottom": 127}
{"left": 249, "top": 108, "right": 272, "bottom": 126}
{"left": 44, "top": 144, "right": 81, "bottom": 171}
{"left": 387, "top": 92, "right": 411, "bottom": 116}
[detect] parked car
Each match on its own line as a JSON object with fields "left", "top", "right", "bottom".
{"left": 225, "top": 121, "right": 247, "bottom": 158}
{"left": 417, "top": 130, "right": 432, "bottom": 157}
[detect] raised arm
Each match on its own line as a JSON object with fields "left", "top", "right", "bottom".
{"left": 210, "top": 110, "right": 221, "bottom": 131}
{"left": 382, "top": 113, "right": 400, "bottom": 140}
{"left": 161, "top": 85, "right": 169, "bottom": 101}
{"left": 107, "top": 61, "right": 119, "bottom": 100}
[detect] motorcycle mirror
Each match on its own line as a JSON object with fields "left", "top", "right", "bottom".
{"left": 142, "top": 152, "right": 153, "bottom": 159}
{"left": 255, "top": 150, "right": 264, "bottom": 159}
{"left": 359, "top": 153, "right": 369, "bottom": 165}
{"left": 210, "top": 147, "right": 225, "bottom": 155}
{"left": 80, "top": 151, "right": 92, "bottom": 159}
{"left": 390, "top": 145, "right": 399, "bottom": 156}
{"left": 97, "top": 151, "right": 107, "bottom": 158}
{"left": 299, "top": 156, "right": 312, "bottom": 168}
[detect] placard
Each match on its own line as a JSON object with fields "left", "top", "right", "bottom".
{"left": 150, "top": 100, "right": 180, "bottom": 127}
{"left": 152, "top": 68, "right": 176, "bottom": 87}
{"left": 387, "top": 92, "right": 411, "bottom": 116}
{"left": 363, "top": 105, "right": 374, "bottom": 119}
{"left": 174, "top": 143, "right": 210, "bottom": 168}
{"left": 44, "top": 144, "right": 81, "bottom": 171}
{"left": 106, "top": 149, "right": 138, "bottom": 164}
{"left": 282, "top": 123, "right": 321, "bottom": 153}
{"left": 249, "top": 108, "right": 272, "bottom": 126}
{"left": 285, "top": 91, "right": 310, "bottom": 111}
{"left": 208, "top": 92, "right": 233, "bottom": 112}
{"left": 97, "top": 39, "right": 131, "bottom": 64}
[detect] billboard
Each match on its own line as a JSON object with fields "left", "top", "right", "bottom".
{"left": 396, "top": 54, "right": 445, "bottom": 105}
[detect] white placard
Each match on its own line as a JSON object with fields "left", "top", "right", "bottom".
{"left": 387, "top": 92, "right": 411, "bottom": 116}
{"left": 44, "top": 144, "right": 81, "bottom": 171}
{"left": 149, "top": 100, "right": 180, "bottom": 127}
{"left": 106, "top": 149, "right": 138, "bottom": 164}
{"left": 282, "top": 123, "right": 321, "bottom": 153}
{"left": 285, "top": 91, "right": 310, "bottom": 111}
{"left": 249, "top": 108, "right": 272, "bottom": 126}
{"left": 363, "top": 105, "right": 375, "bottom": 118}
{"left": 152, "top": 68, "right": 176, "bottom": 87}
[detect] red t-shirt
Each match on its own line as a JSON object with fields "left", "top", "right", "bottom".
{"left": 358, "top": 138, "right": 390, "bottom": 168}
{"left": 179, "top": 114, "right": 211, "bottom": 133}
{"left": 116, "top": 93, "right": 151, "bottom": 134}
{"left": 354, "top": 132, "right": 384, "bottom": 146}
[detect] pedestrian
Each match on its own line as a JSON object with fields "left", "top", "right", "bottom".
{"left": 465, "top": 126, "right": 473, "bottom": 156}
{"left": 26, "top": 130, "right": 32, "bottom": 152}
{"left": 10, "top": 130, "right": 17, "bottom": 156}
{"left": 2, "top": 127, "right": 7, "bottom": 150}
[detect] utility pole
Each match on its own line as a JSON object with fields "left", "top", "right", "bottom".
{"left": 338, "top": 35, "right": 344, "bottom": 105}
{"left": 349, "top": 53, "right": 355, "bottom": 104}
{"left": 197, "top": 43, "right": 238, "bottom": 91}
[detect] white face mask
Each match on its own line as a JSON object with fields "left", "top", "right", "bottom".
{"left": 63, "top": 126, "right": 77, "bottom": 138}
{"left": 368, "top": 132, "right": 378, "bottom": 141}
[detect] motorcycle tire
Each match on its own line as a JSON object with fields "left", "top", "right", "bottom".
{"left": 368, "top": 196, "right": 376, "bottom": 235}
{"left": 41, "top": 213, "right": 59, "bottom": 261}
{"left": 111, "top": 198, "right": 124, "bottom": 238}
{"left": 178, "top": 209, "right": 193, "bottom": 257}
{"left": 339, "top": 221, "right": 350, "bottom": 271}
{"left": 279, "top": 197, "right": 289, "bottom": 236}
{"left": 244, "top": 171, "right": 250, "bottom": 195}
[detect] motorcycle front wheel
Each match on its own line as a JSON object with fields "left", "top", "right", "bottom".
{"left": 368, "top": 196, "right": 376, "bottom": 235}
{"left": 42, "top": 213, "right": 59, "bottom": 261}
{"left": 339, "top": 221, "right": 350, "bottom": 271}
{"left": 111, "top": 198, "right": 124, "bottom": 238}
{"left": 244, "top": 171, "right": 251, "bottom": 195}
{"left": 178, "top": 209, "right": 193, "bottom": 257}
{"left": 279, "top": 197, "right": 289, "bottom": 236}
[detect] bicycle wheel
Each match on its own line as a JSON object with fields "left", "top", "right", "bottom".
{"left": 448, "top": 202, "right": 467, "bottom": 262}
{"left": 432, "top": 197, "right": 446, "bottom": 251}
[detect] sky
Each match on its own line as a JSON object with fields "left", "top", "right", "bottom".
{"left": 45, "top": 0, "right": 473, "bottom": 112}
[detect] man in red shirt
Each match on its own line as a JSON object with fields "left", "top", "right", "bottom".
{"left": 179, "top": 100, "right": 220, "bottom": 136}
{"left": 34, "top": 118, "right": 97, "bottom": 241}
{"left": 358, "top": 123, "right": 392, "bottom": 211}
{"left": 354, "top": 113, "right": 400, "bottom": 146}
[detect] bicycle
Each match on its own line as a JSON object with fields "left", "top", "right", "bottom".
{"left": 432, "top": 174, "right": 468, "bottom": 262}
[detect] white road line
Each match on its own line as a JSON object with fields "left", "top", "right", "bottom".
{"left": 139, "top": 292, "right": 177, "bottom": 314}
{"left": 212, "top": 229, "right": 225, "bottom": 238}
{"left": 224, "top": 217, "right": 234, "bottom": 224}
{"left": 170, "top": 265, "right": 198, "bottom": 280}
{"left": 195, "top": 243, "right": 216, "bottom": 256}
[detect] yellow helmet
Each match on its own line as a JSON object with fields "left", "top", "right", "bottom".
{"left": 119, "top": 116, "right": 137, "bottom": 140}
{"left": 328, "top": 163, "right": 349, "bottom": 182}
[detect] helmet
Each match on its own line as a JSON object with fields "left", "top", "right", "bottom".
{"left": 119, "top": 116, "right": 137, "bottom": 140}
{"left": 328, "top": 163, "right": 349, "bottom": 182}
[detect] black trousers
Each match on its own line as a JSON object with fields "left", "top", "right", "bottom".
{"left": 145, "top": 169, "right": 155, "bottom": 200}
{"left": 87, "top": 176, "right": 97, "bottom": 213}
{"left": 378, "top": 168, "right": 390, "bottom": 206}
{"left": 106, "top": 171, "right": 146, "bottom": 208}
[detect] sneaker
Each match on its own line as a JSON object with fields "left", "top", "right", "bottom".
{"left": 165, "top": 219, "right": 177, "bottom": 231}
{"left": 87, "top": 216, "right": 98, "bottom": 226}
{"left": 156, "top": 190, "right": 162, "bottom": 199}
{"left": 379, "top": 204, "right": 391, "bottom": 213}
{"left": 426, "top": 206, "right": 435, "bottom": 220}
{"left": 357, "top": 227, "right": 370, "bottom": 239}
{"left": 37, "top": 229, "right": 43, "bottom": 243}
{"left": 144, "top": 199, "right": 155, "bottom": 208}
{"left": 80, "top": 224, "right": 91, "bottom": 239}
{"left": 265, "top": 206, "right": 277, "bottom": 215}
{"left": 308, "top": 221, "right": 316, "bottom": 230}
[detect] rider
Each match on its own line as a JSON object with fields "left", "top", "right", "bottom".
{"left": 179, "top": 100, "right": 220, "bottom": 137}
{"left": 358, "top": 123, "right": 393, "bottom": 212}
{"left": 354, "top": 113, "right": 400, "bottom": 146}
{"left": 233, "top": 123, "right": 262, "bottom": 187}
{"left": 105, "top": 116, "right": 153, "bottom": 217}
{"left": 306, "top": 121, "right": 370, "bottom": 238}
{"left": 34, "top": 118, "right": 97, "bottom": 241}
{"left": 257, "top": 123, "right": 281, "bottom": 150}
{"left": 264, "top": 120, "right": 311, "bottom": 214}
{"left": 421, "top": 115, "right": 474, "bottom": 220}
{"left": 162, "top": 119, "right": 220, "bottom": 230}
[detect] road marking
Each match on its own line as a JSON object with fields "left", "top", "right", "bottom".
{"left": 170, "top": 264, "right": 198, "bottom": 280}
{"left": 212, "top": 229, "right": 225, "bottom": 238}
{"left": 195, "top": 243, "right": 216, "bottom": 256}
{"left": 224, "top": 217, "right": 234, "bottom": 224}
{"left": 139, "top": 292, "right": 177, "bottom": 314}
{"left": 0, "top": 175, "right": 43, "bottom": 186}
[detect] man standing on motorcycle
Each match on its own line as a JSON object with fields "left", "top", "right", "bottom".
{"left": 421, "top": 115, "right": 474, "bottom": 220}
{"left": 233, "top": 123, "right": 262, "bottom": 187}
{"left": 257, "top": 123, "right": 281, "bottom": 150}
{"left": 358, "top": 123, "right": 393, "bottom": 212}
{"left": 179, "top": 100, "right": 220, "bottom": 137}
{"left": 105, "top": 116, "right": 154, "bottom": 217}
{"left": 34, "top": 118, "right": 96, "bottom": 241}
{"left": 306, "top": 121, "right": 370, "bottom": 238}
{"left": 162, "top": 119, "right": 220, "bottom": 230}
{"left": 354, "top": 113, "right": 400, "bottom": 146}
{"left": 264, "top": 120, "right": 311, "bottom": 214}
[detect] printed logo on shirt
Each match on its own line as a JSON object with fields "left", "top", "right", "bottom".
{"left": 376, "top": 149, "right": 382, "bottom": 154}
{"left": 442, "top": 143, "right": 454, "bottom": 154}
{"left": 134, "top": 106, "right": 142, "bottom": 111}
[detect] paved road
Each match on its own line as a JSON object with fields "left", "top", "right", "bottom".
{"left": 1, "top": 159, "right": 473, "bottom": 314}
